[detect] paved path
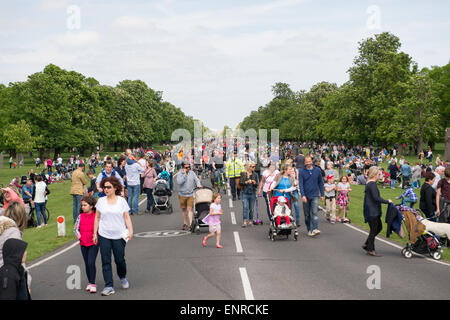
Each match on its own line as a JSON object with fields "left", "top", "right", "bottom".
{"left": 28, "top": 176, "right": 450, "bottom": 299}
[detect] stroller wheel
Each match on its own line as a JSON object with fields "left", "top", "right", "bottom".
{"left": 403, "top": 249, "right": 413, "bottom": 259}
{"left": 294, "top": 234, "right": 298, "bottom": 241}
{"left": 432, "top": 251, "right": 441, "bottom": 260}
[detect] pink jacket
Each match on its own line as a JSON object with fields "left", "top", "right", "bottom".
{"left": 74, "top": 211, "right": 96, "bottom": 247}
{"left": 143, "top": 168, "right": 157, "bottom": 189}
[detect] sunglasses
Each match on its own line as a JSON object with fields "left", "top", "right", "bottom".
{"left": 103, "top": 185, "right": 113, "bottom": 189}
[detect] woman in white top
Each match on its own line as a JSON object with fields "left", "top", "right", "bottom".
{"left": 93, "top": 176, "right": 133, "bottom": 296}
{"left": 257, "top": 161, "right": 280, "bottom": 221}
{"left": 33, "top": 175, "right": 49, "bottom": 228}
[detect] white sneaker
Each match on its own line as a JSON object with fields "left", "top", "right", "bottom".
{"left": 312, "top": 229, "right": 321, "bottom": 236}
{"left": 307, "top": 231, "right": 314, "bottom": 237}
{"left": 89, "top": 285, "right": 97, "bottom": 294}
{"left": 86, "top": 284, "right": 92, "bottom": 291}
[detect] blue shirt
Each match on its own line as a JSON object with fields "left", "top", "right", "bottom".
{"left": 22, "top": 184, "right": 34, "bottom": 200}
{"left": 274, "top": 177, "right": 291, "bottom": 201}
{"left": 298, "top": 166, "right": 325, "bottom": 198}
{"left": 401, "top": 164, "right": 411, "bottom": 177}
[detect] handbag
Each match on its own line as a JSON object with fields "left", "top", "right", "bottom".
{"left": 236, "top": 177, "right": 242, "bottom": 190}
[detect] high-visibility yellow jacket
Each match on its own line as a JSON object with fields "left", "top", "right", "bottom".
{"left": 226, "top": 158, "right": 244, "bottom": 178}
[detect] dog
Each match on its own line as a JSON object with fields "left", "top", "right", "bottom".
{"left": 420, "top": 218, "right": 450, "bottom": 240}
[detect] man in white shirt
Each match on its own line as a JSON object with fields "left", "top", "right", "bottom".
{"left": 125, "top": 158, "right": 145, "bottom": 215}
{"left": 433, "top": 166, "right": 445, "bottom": 191}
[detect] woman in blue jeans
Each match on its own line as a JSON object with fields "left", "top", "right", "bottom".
{"left": 239, "top": 163, "right": 259, "bottom": 227}
{"left": 93, "top": 176, "right": 134, "bottom": 296}
{"left": 33, "top": 175, "right": 49, "bottom": 228}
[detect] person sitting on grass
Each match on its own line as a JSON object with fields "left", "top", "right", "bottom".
{"left": 396, "top": 181, "right": 417, "bottom": 208}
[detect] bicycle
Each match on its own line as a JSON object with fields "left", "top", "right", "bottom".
{"left": 25, "top": 201, "right": 51, "bottom": 228}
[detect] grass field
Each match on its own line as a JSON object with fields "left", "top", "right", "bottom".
{"left": 0, "top": 145, "right": 168, "bottom": 263}
{"left": 313, "top": 142, "right": 449, "bottom": 261}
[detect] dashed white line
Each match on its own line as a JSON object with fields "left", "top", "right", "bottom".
{"left": 239, "top": 267, "right": 255, "bottom": 300}
{"left": 229, "top": 198, "right": 233, "bottom": 208}
{"left": 234, "top": 231, "right": 243, "bottom": 253}
{"left": 231, "top": 211, "right": 236, "bottom": 225}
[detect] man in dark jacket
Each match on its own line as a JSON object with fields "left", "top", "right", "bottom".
{"left": 299, "top": 156, "right": 325, "bottom": 237}
{"left": 0, "top": 238, "right": 30, "bottom": 300}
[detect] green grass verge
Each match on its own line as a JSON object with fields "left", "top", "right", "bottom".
{"left": 0, "top": 148, "right": 166, "bottom": 263}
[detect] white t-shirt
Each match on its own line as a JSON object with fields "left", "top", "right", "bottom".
{"left": 34, "top": 181, "right": 47, "bottom": 203}
{"left": 96, "top": 196, "right": 130, "bottom": 240}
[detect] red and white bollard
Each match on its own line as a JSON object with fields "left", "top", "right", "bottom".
{"left": 57, "top": 216, "right": 66, "bottom": 237}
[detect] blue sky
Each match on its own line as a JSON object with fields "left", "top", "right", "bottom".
{"left": 1, "top": 0, "right": 449, "bottom": 130}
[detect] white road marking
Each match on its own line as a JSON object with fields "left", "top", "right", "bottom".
{"left": 234, "top": 231, "right": 243, "bottom": 253}
{"left": 229, "top": 198, "right": 233, "bottom": 208}
{"left": 139, "top": 197, "right": 147, "bottom": 206}
{"left": 28, "top": 241, "right": 79, "bottom": 270}
{"left": 231, "top": 211, "right": 236, "bottom": 225}
{"left": 318, "top": 205, "right": 450, "bottom": 267}
{"left": 239, "top": 267, "right": 255, "bottom": 300}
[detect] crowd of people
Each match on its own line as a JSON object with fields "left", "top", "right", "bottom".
{"left": 0, "top": 139, "right": 449, "bottom": 299}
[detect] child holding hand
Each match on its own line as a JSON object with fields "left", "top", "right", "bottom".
{"left": 74, "top": 196, "right": 99, "bottom": 293}
{"left": 202, "top": 193, "right": 223, "bottom": 248}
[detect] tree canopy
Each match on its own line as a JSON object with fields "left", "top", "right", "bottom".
{"left": 239, "top": 32, "right": 447, "bottom": 150}
{"left": 0, "top": 64, "right": 195, "bottom": 156}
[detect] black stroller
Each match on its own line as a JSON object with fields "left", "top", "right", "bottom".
{"left": 151, "top": 179, "right": 173, "bottom": 214}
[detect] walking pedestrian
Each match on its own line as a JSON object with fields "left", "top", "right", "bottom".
{"left": 336, "top": 175, "right": 351, "bottom": 223}
{"left": 93, "top": 176, "right": 133, "bottom": 296}
{"left": 70, "top": 163, "right": 87, "bottom": 222}
{"left": 298, "top": 156, "right": 325, "bottom": 237}
{"left": 257, "top": 162, "right": 279, "bottom": 221}
{"left": 201, "top": 193, "right": 223, "bottom": 248}
{"left": 125, "top": 156, "right": 145, "bottom": 215}
{"left": 96, "top": 161, "right": 125, "bottom": 198}
{"left": 74, "top": 196, "right": 99, "bottom": 294}
{"left": 324, "top": 175, "right": 337, "bottom": 224}
{"left": 143, "top": 160, "right": 158, "bottom": 214}
{"left": 226, "top": 151, "right": 244, "bottom": 201}
{"left": 362, "top": 166, "right": 392, "bottom": 257}
{"left": 420, "top": 172, "right": 437, "bottom": 221}
{"left": 239, "top": 162, "right": 259, "bottom": 227}
{"left": 176, "top": 161, "right": 202, "bottom": 231}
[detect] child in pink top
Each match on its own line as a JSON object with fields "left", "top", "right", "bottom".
{"left": 74, "top": 196, "right": 99, "bottom": 293}
{"left": 202, "top": 193, "right": 223, "bottom": 248}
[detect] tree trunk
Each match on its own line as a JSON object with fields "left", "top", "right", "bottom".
{"left": 398, "top": 144, "right": 404, "bottom": 156}
{"left": 445, "top": 128, "right": 450, "bottom": 163}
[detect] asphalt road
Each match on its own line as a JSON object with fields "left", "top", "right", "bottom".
{"left": 28, "top": 175, "right": 450, "bottom": 300}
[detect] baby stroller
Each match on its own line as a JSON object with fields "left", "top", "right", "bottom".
{"left": 399, "top": 206, "right": 442, "bottom": 260}
{"left": 268, "top": 193, "right": 298, "bottom": 241}
{"left": 191, "top": 187, "right": 213, "bottom": 234}
{"left": 152, "top": 178, "right": 173, "bottom": 214}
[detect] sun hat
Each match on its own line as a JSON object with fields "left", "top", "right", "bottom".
{"left": 278, "top": 196, "right": 286, "bottom": 203}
